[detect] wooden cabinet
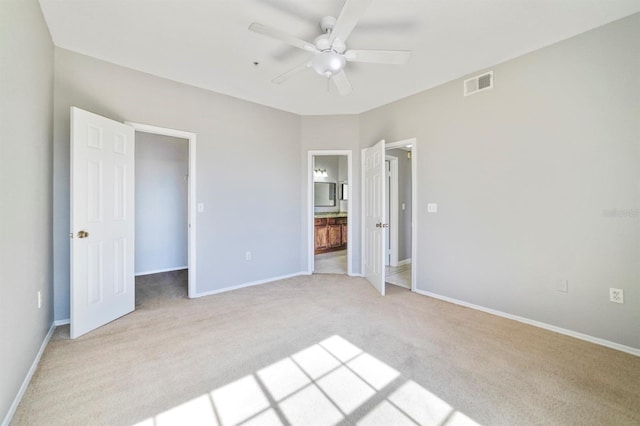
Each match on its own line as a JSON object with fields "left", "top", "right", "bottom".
{"left": 341, "top": 223, "right": 348, "bottom": 245}
{"left": 328, "top": 223, "right": 341, "bottom": 247}
{"left": 314, "top": 216, "right": 348, "bottom": 254}
{"left": 314, "top": 224, "right": 329, "bottom": 250}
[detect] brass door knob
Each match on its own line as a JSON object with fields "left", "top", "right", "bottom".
{"left": 77, "top": 230, "right": 89, "bottom": 238}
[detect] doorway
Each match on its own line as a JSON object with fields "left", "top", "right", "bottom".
{"left": 134, "top": 132, "right": 189, "bottom": 304}
{"left": 385, "top": 144, "right": 413, "bottom": 289}
{"left": 127, "top": 122, "right": 197, "bottom": 298}
{"left": 70, "top": 108, "right": 198, "bottom": 338}
{"left": 308, "top": 150, "right": 353, "bottom": 275}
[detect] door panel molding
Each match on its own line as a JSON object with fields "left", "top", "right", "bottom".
{"left": 361, "top": 139, "right": 386, "bottom": 295}
{"left": 71, "top": 107, "right": 135, "bottom": 338}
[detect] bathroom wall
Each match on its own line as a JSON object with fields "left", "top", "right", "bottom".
{"left": 338, "top": 156, "right": 348, "bottom": 212}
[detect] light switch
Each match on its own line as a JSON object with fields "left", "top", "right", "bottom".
{"left": 401, "top": 203, "right": 406, "bottom": 211}
{"left": 197, "top": 203, "right": 204, "bottom": 213}
{"left": 427, "top": 203, "right": 438, "bottom": 213}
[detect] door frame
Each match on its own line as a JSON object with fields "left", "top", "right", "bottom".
{"left": 126, "top": 121, "right": 197, "bottom": 298}
{"left": 385, "top": 155, "right": 399, "bottom": 267}
{"left": 307, "top": 150, "right": 353, "bottom": 275}
{"left": 384, "top": 138, "right": 418, "bottom": 292}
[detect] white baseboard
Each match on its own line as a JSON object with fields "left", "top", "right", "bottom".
{"left": 135, "top": 266, "right": 187, "bottom": 276}
{"left": 54, "top": 319, "right": 69, "bottom": 326}
{"left": 349, "top": 273, "right": 364, "bottom": 277}
{"left": 2, "top": 323, "right": 56, "bottom": 426}
{"left": 413, "top": 289, "right": 640, "bottom": 357}
{"left": 194, "top": 272, "right": 306, "bottom": 298}
{"left": 398, "top": 258, "right": 412, "bottom": 266}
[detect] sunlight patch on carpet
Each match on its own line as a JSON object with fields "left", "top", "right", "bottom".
{"left": 132, "top": 335, "right": 481, "bottom": 426}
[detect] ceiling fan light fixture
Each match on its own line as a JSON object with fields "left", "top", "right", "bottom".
{"left": 312, "top": 51, "right": 346, "bottom": 77}
{"left": 248, "top": 0, "right": 411, "bottom": 95}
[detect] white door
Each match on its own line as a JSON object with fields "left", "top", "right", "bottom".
{"left": 362, "top": 140, "right": 386, "bottom": 295}
{"left": 70, "top": 107, "right": 135, "bottom": 339}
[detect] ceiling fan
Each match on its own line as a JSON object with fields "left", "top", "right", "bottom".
{"left": 249, "top": 0, "right": 411, "bottom": 95}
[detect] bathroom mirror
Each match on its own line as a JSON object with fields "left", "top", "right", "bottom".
{"left": 314, "top": 182, "right": 336, "bottom": 207}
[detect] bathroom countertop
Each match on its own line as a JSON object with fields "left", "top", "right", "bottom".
{"left": 314, "top": 212, "right": 348, "bottom": 218}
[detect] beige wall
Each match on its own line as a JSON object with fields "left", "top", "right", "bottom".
{"left": 359, "top": 14, "right": 640, "bottom": 349}
{"left": 300, "top": 115, "right": 360, "bottom": 272}
{"left": 0, "top": 0, "right": 54, "bottom": 421}
{"left": 53, "top": 48, "right": 303, "bottom": 319}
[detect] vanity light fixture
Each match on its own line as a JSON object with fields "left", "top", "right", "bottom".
{"left": 314, "top": 168, "right": 328, "bottom": 178}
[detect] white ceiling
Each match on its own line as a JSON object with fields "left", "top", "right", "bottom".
{"left": 39, "top": 0, "right": 640, "bottom": 115}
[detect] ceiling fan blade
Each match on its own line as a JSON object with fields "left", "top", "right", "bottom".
{"left": 272, "top": 59, "right": 312, "bottom": 84}
{"left": 249, "top": 23, "right": 318, "bottom": 53}
{"left": 345, "top": 49, "right": 411, "bottom": 64}
{"left": 329, "top": 0, "right": 373, "bottom": 44}
{"left": 332, "top": 70, "right": 352, "bottom": 96}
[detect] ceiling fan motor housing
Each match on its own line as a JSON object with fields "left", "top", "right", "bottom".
{"left": 314, "top": 34, "right": 346, "bottom": 53}
{"left": 318, "top": 16, "right": 346, "bottom": 53}
{"left": 313, "top": 16, "right": 348, "bottom": 77}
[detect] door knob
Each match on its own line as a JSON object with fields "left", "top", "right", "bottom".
{"left": 77, "top": 230, "right": 89, "bottom": 238}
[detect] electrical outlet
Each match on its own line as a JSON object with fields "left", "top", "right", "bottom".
{"left": 609, "top": 288, "right": 624, "bottom": 304}
{"left": 245, "top": 251, "right": 251, "bottom": 261}
{"left": 556, "top": 279, "right": 568, "bottom": 293}
{"left": 37, "top": 291, "right": 42, "bottom": 309}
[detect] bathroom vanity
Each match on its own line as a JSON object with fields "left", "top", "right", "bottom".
{"left": 314, "top": 213, "right": 347, "bottom": 254}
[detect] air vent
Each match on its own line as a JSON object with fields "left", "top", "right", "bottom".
{"left": 464, "top": 71, "right": 493, "bottom": 96}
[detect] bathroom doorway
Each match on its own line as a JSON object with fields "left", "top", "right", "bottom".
{"left": 308, "top": 150, "right": 353, "bottom": 275}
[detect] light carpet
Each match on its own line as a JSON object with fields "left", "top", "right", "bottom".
{"left": 11, "top": 272, "right": 640, "bottom": 425}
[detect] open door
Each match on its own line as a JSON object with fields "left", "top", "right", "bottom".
{"left": 362, "top": 139, "right": 386, "bottom": 295}
{"left": 70, "top": 107, "right": 135, "bottom": 339}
